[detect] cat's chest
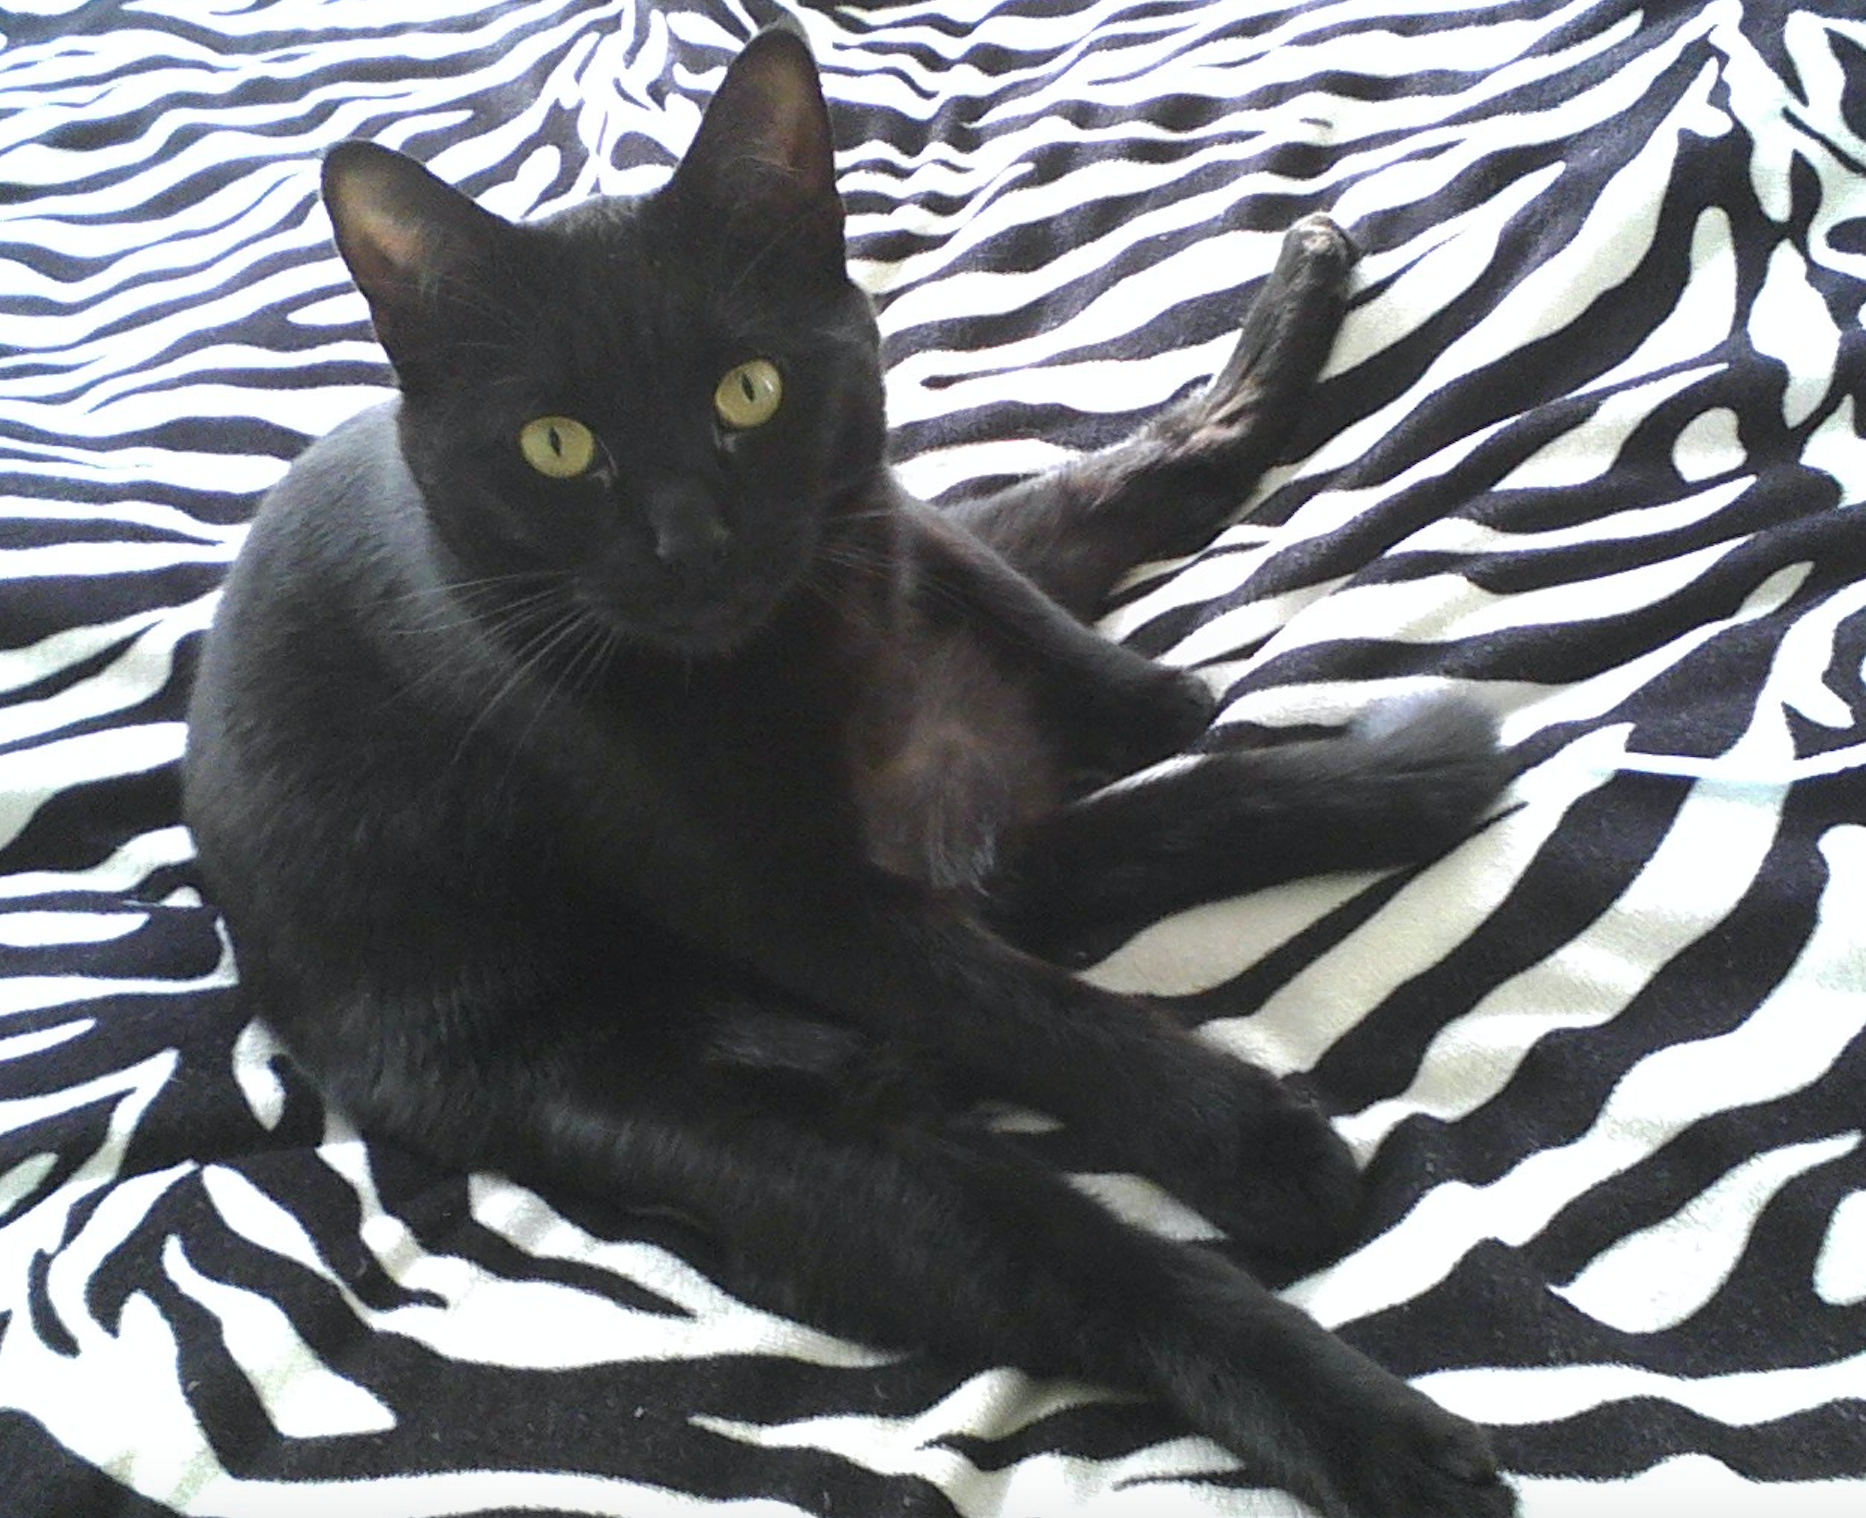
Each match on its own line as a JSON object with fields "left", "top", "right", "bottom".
{"left": 843, "top": 628, "right": 1061, "bottom": 893}
{"left": 545, "top": 598, "right": 1062, "bottom": 902}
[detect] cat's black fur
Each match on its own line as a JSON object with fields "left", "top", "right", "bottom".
{"left": 184, "top": 25, "right": 1515, "bottom": 1518}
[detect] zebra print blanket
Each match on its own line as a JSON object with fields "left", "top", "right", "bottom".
{"left": 4, "top": 2, "right": 1862, "bottom": 1514}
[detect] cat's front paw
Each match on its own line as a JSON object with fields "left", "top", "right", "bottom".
{"left": 1158, "top": 1249, "right": 1518, "bottom": 1518}
{"left": 1073, "top": 660, "right": 1218, "bottom": 782}
{"left": 1311, "top": 1376, "right": 1518, "bottom": 1518}
{"left": 1180, "top": 1075, "right": 1366, "bottom": 1278}
{"left": 1120, "top": 663, "right": 1219, "bottom": 762}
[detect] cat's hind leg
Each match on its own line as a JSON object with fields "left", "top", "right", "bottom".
{"left": 366, "top": 1033, "right": 1514, "bottom": 1518}
{"left": 947, "top": 213, "right": 1355, "bottom": 618}
{"left": 896, "top": 217, "right": 1352, "bottom": 788}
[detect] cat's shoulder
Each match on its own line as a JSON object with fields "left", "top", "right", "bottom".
{"left": 248, "top": 399, "right": 425, "bottom": 560}
{"left": 222, "top": 397, "right": 435, "bottom": 637}
{"left": 268, "top": 398, "right": 408, "bottom": 514}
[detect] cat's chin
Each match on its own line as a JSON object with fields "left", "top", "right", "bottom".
{"left": 630, "top": 621, "right": 761, "bottom": 659}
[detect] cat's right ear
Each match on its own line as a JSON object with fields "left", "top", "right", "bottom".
{"left": 321, "top": 141, "right": 514, "bottom": 376}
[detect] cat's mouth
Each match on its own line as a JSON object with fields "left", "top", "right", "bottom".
{"left": 584, "top": 571, "right": 795, "bottom": 658}
{"left": 568, "top": 512, "right": 822, "bottom": 659}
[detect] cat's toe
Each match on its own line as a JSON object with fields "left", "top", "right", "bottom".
{"left": 1331, "top": 1394, "right": 1518, "bottom": 1518}
{"left": 1280, "top": 211, "right": 1359, "bottom": 278}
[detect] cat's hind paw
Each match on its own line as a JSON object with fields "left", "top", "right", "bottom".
{"left": 1211, "top": 213, "right": 1358, "bottom": 408}
{"left": 1348, "top": 693, "right": 1513, "bottom": 857}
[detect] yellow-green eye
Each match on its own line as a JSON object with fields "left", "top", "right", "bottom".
{"left": 518, "top": 415, "right": 597, "bottom": 478}
{"left": 714, "top": 359, "right": 782, "bottom": 430}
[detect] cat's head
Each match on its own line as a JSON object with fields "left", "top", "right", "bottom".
{"left": 321, "top": 24, "right": 886, "bottom": 656}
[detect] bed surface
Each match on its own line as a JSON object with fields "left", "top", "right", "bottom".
{"left": 3, "top": 2, "right": 1863, "bottom": 1514}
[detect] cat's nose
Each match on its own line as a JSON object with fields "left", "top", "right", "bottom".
{"left": 643, "top": 487, "right": 732, "bottom": 577}
{"left": 653, "top": 515, "right": 731, "bottom": 576}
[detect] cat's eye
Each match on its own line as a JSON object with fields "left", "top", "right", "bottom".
{"left": 714, "top": 359, "right": 783, "bottom": 430}
{"left": 518, "top": 415, "right": 597, "bottom": 478}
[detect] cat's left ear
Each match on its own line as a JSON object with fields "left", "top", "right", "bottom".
{"left": 667, "top": 23, "right": 844, "bottom": 271}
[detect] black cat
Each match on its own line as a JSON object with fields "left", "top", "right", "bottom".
{"left": 184, "top": 24, "right": 1514, "bottom": 1518}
